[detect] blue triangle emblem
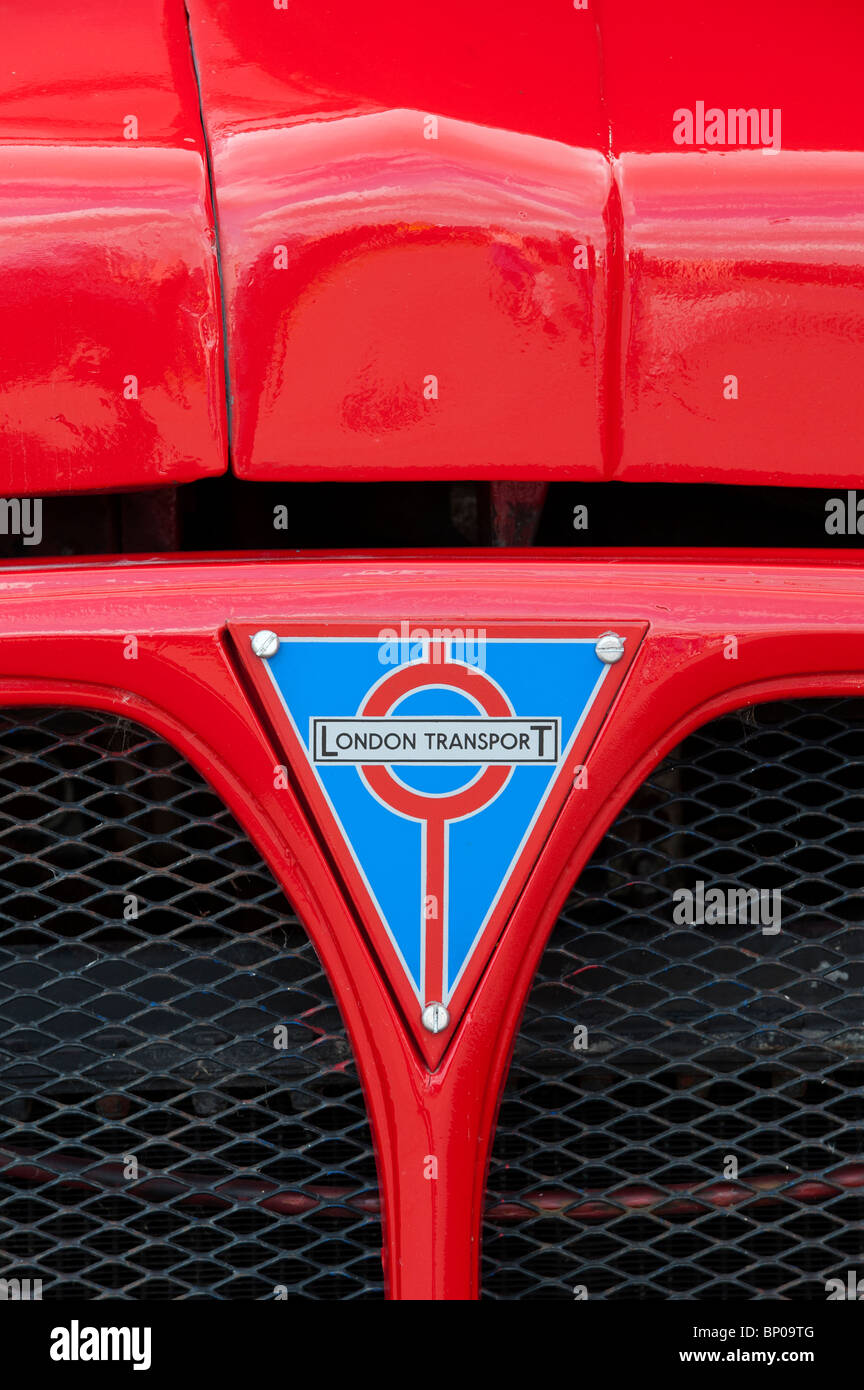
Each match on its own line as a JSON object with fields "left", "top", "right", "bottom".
{"left": 262, "top": 631, "right": 612, "bottom": 1007}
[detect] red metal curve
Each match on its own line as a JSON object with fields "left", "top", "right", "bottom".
{"left": 184, "top": 0, "right": 608, "bottom": 481}
{"left": 0, "top": 0, "right": 227, "bottom": 495}
{"left": 0, "top": 552, "right": 863, "bottom": 1298}
{"left": 6, "top": 1, "right": 863, "bottom": 491}
{"left": 602, "top": 0, "right": 864, "bottom": 484}
{"left": 179, "top": 0, "right": 864, "bottom": 486}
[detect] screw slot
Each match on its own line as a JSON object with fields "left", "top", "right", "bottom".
{"left": 595, "top": 632, "right": 625, "bottom": 665}
{"left": 251, "top": 630, "right": 279, "bottom": 659}
{"left": 421, "top": 1002, "right": 450, "bottom": 1034}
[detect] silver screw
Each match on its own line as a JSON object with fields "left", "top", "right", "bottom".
{"left": 421, "top": 1002, "right": 450, "bottom": 1034}
{"left": 251, "top": 630, "right": 279, "bottom": 659}
{"left": 595, "top": 632, "right": 625, "bottom": 665}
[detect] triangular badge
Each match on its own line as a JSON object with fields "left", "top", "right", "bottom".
{"left": 233, "top": 621, "right": 643, "bottom": 1064}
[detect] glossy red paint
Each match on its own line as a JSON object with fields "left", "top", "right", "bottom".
{"left": 0, "top": 0, "right": 227, "bottom": 495}
{"left": 1, "top": 551, "right": 864, "bottom": 1298}
{"left": 603, "top": 0, "right": 864, "bottom": 485}
{"left": 184, "top": 0, "right": 608, "bottom": 480}
{"left": 179, "top": 0, "right": 864, "bottom": 487}
{"left": 7, "top": 0, "right": 862, "bottom": 491}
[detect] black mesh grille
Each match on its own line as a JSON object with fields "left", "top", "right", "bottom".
{"left": 483, "top": 698, "right": 864, "bottom": 1299}
{"left": 0, "top": 708, "right": 383, "bottom": 1299}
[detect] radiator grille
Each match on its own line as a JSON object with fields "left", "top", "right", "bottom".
{"left": 483, "top": 698, "right": 864, "bottom": 1299}
{"left": 0, "top": 708, "right": 383, "bottom": 1299}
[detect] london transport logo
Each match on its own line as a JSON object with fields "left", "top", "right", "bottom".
{"left": 242, "top": 622, "right": 641, "bottom": 1043}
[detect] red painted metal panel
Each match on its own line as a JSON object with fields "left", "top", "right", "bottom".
{"left": 602, "top": 0, "right": 864, "bottom": 485}
{"left": 184, "top": 0, "right": 608, "bottom": 480}
{"left": 0, "top": 552, "right": 863, "bottom": 1297}
{"left": 7, "top": 0, "right": 861, "bottom": 490}
{"left": 0, "top": 0, "right": 227, "bottom": 494}
{"left": 181, "top": 0, "right": 864, "bottom": 487}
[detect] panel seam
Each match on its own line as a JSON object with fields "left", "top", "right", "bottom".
{"left": 182, "top": 0, "right": 233, "bottom": 454}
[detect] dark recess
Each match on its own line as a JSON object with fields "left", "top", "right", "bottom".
{"left": 0, "top": 480, "right": 859, "bottom": 558}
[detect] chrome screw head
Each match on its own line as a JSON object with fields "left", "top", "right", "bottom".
{"left": 421, "top": 1002, "right": 450, "bottom": 1034}
{"left": 595, "top": 632, "right": 625, "bottom": 665}
{"left": 251, "top": 630, "right": 279, "bottom": 659}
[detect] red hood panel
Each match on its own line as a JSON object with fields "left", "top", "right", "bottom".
{"left": 0, "top": 0, "right": 227, "bottom": 495}
{"left": 184, "top": 0, "right": 864, "bottom": 487}
{"left": 602, "top": 0, "right": 864, "bottom": 487}
{"left": 5, "top": 1, "right": 863, "bottom": 491}
{"left": 184, "top": 0, "right": 609, "bottom": 481}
